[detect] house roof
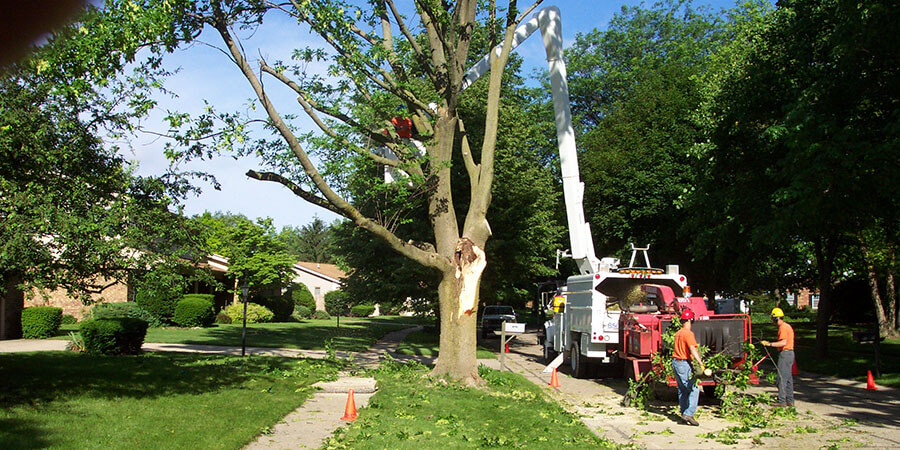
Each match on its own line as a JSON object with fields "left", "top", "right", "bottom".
{"left": 293, "top": 261, "right": 346, "bottom": 283}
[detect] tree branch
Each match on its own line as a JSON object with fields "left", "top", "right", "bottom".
{"left": 246, "top": 170, "right": 342, "bottom": 214}
{"left": 258, "top": 60, "right": 402, "bottom": 168}
{"left": 457, "top": 118, "right": 478, "bottom": 180}
{"left": 210, "top": 10, "right": 447, "bottom": 272}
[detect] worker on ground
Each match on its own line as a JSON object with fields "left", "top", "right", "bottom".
{"left": 761, "top": 307, "right": 795, "bottom": 407}
{"left": 673, "top": 308, "right": 705, "bottom": 426}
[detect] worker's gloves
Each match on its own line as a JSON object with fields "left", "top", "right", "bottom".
{"left": 761, "top": 340, "right": 770, "bottom": 346}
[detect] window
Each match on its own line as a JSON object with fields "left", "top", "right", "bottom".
{"left": 314, "top": 287, "right": 321, "bottom": 298}
{"left": 811, "top": 294, "right": 820, "bottom": 309}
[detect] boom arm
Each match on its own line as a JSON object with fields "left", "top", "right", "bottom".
{"left": 462, "top": 6, "right": 599, "bottom": 275}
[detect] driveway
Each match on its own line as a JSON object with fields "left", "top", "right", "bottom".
{"left": 482, "top": 332, "right": 900, "bottom": 449}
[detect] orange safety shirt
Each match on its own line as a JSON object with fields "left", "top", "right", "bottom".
{"left": 778, "top": 322, "right": 795, "bottom": 351}
{"left": 673, "top": 327, "right": 698, "bottom": 361}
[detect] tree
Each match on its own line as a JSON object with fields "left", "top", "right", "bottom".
{"left": 196, "top": 212, "right": 296, "bottom": 303}
{"left": 277, "top": 217, "right": 336, "bottom": 263}
{"left": 691, "top": 0, "right": 900, "bottom": 352}
{"left": 563, "top": 0, "right": 733, "bottom": 291}
{"left": 149, "top": 0, "right": 544, "bottom": 384}
{"left": 331, "top": 51, "right": 563, "bottom": 315}
{"left": 0, "top": 1, "right": 203, "bottom": 338}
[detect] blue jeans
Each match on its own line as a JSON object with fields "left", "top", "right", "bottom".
{"left": 673, "top": 359, "right": 699, "bottom": 417}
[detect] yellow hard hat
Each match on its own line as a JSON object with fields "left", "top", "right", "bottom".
{"left": 770, "top": 307, "right": 785, "bottom": 318}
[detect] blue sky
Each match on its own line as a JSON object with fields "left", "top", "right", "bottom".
{"left": 124, "top": 1, "right": 737, "bottom": 230}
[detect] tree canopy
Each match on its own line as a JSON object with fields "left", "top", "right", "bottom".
{"left": 0, "top": 2, "right": 203, "bottom": 302}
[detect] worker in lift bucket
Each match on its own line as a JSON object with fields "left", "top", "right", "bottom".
{"left": 672, "top": 308, "right": 706, "bottom": 426}
{"left": 761, "top": 307, "right": 795, "bottom": 407}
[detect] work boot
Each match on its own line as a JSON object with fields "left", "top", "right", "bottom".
{"left": 683, "top": 415, "right": 699, "bottom": 426}
{"left": 787, "top": 401, "right": 795, "bottom": 407}
{"left": 770, "top": 402, "right": 787, "bottom": 408}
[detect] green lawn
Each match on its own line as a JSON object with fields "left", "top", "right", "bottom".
{"left": 325, "top": 361, "right": 613, "bottom": 449}
{"left": 0, "top": 352, "right": 342, "bottom": 449}
{"left": 395, "top": 329, "right": 496, "bottom": 359}
{"left": 752, "top": 320, "right": 900, "bottom": 387}
{"left": 59, "top": 316, "right": 422, "bottom": 352}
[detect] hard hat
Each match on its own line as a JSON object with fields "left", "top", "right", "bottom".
{"left": 771, "top": 307, "right": 785, "bottom": 318}
{"left": 680, "top": 308, "right": 695, "bottom": 321}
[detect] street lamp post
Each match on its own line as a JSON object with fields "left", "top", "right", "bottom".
{"left": 241, "top": 282, "right": 249, "bottom": 357}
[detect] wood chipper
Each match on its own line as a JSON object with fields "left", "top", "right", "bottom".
{"left": 622, "top": 284, "right": 759, "bottom": 391}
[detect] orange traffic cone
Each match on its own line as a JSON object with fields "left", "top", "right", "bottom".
{"left": 340, "top": 388, "right": 358, "bottom": 421}
{"left": 792, "top": 360, "right": 799, "bottom": 376}
{"left": 549, "top": 368, "right": 560, "bottom": 388}
{"left": 866, "top": 370, "right": 878, "bottom": 391}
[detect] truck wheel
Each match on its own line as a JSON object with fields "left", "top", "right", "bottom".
{"left": 570, "top": 340, "right": 587, "bottom": 378}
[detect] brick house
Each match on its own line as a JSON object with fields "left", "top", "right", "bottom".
{"left": 785, "top": 288, "right": 819, "bottom": 309}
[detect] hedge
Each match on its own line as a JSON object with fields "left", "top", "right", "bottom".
{"left": 173, "top": 296, "right": 215, "bottom": 327}
{"left": 324, "top": 290, "right": 349, "bottom": 315}
{"left": 350, "top": 304, "right": 375, "bottom": 317}
{"left": 256, "top": 294, "right": 294, "bottom": 322}
{"left": 91, "top": 302, "right": 140, "bottom": 319}
{"left": 135, "top": 290, "right": 179, "bottom": 324}
{"left": 79, "top": 318, "right": 149, "bottom": 355}
{"left": 91, "top": 302, "right": 162, "bottom": 328}
{"left": 311, "top": 310, "right": 330, "bottom": 320}
{"left": 21, "top": 307, "right": 63, "bottom": 339}
{"left": 225, "top": 302, "right": 274, "bottom": 324}
{"left": 61, "top": 314, "right": 78, "bottom": 325}
{"left": 291, "top": 284, "right": 316, "bottom": 311}
{"left": 293, "top": 305, "right": 311, "bottom": 319}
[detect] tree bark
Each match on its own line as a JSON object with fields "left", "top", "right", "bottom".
{"left": 1, "top": 275, "right": 24, "bottom": 340}
{"left": 814, "top": 238, "right": 836, "bottom": 357}
{"left": 431, "top": 238, "right": 487, "bottom": 385}
{"left": 860, "top": 236, "right": 893, "bottom": 337}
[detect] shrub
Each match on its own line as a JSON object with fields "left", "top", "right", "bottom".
{"left": 173, "top": 296, "right": 215, "bottom": 327}
{"left": 225, "top": 302, "right": 274, "bottom": 324}
{"left": 291, "top": 283, "right": 316, "bottom": 310}
{"left": 127, "top": 305, "right": 164, "bottom": 328}
{"left": 21, "top": 307, "right": 63, "bottom": 339}
{"left": 350, "top": 304, "right": 375, "bottom": 317}
{"left": 91, "top": 302, "right": 140, "bottom": 319}
{"left": 61, "top": 314, "right": 78, "bottom": 325}
{"left": 79, "top": 318, "right": 148, "bottom": 355}
{"left": 311, "top": 310, "right": 331, "bottom": 320}
{"left": 215, "top": 311, "right": 232, "bottom": 324}
{"left": 324, "top": 290, "right": 349, "bottom": 316}
{"left": 255, "top": 294, "right": 294, "bottom": 322}
{"left": 293, "top": 305, "right": 311, "bottom": 319}
{"left": 135, "top": 289, "right": 179, "bottom": 324}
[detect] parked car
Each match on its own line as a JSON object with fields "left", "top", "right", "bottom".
{"left": 481, "top": 305, "right": 517, "bottom": 338}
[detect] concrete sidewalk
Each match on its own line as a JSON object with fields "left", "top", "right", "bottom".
{"left": 0, "top": 326, "right": 425, "bottom": 364}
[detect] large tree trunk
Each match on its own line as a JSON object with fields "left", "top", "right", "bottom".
{"left": 860, "top": 237, "right": 894, "bottom": 337}
{"left": 889, "top": 270, "right": 898, "bottom": 331}
{"left": 1, "top": 275, "right": 24, "bottom": 340}
{"left": 431, "top": 238, "right": 487, "bottom": 385}
{"left": 814, "top": 238, "right": 836, "bottom": 357}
